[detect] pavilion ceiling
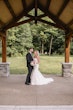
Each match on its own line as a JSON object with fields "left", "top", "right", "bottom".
{"left": 0, "top": 0, "right": 73, "bottom": 35}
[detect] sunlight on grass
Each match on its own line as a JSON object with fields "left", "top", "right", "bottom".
{"left": 39, "top": 56, "right": 64, "bottom": 74}
{"left": 0, "top": 56, "right": 73, "bottom": 74}
{"left": 7, "top": 57, "right": 27, "bottom": 74}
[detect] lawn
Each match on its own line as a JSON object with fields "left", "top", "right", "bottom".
{"left": 0, "top": 55, "right": 73, "bottom": 74}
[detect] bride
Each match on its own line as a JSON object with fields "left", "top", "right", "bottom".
{"left": 31, "top": 50, "right": 54, "bottom": 85}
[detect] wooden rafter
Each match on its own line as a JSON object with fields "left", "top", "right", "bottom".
{"left": 22, "top": 0, "right": 27, "bottom": 10}
{"left": 38, "top": 19, "right": 63, "bottom": 29}
{"left": 1, "top": 3, "right": 34, "bottom": 31}
{"left": 57, "top": 0, "right": 70, "bottom": 17}
{"left": 24, "top": 14, "right": 34, "bottom": 18}
{"left": 35, "top": 0, "right": 37, "bottom": 24}
{"left": 1, "top": 10, "right": 25, "bottom": 31}
{"left": 0, "top": 19, "right": 4, "bottom": 25}
{"left": 38, "top": 2, "right": 71, "bottom": 32}
{"left": 18, "top": 13, "right": 46, "bottom": 22}
{"left": 25, "top": 13, "right": 46, "bottom": 19}
{"left": 7, "top": 18, "right": 34, "bottom": 29}
{"left": 0, "top": 32, "right": 6, "bottom": 37}
{"left": 6, "top": 13, "right": 47, "bottom": 29}
{"left": 8, "top": 17, "right": 64, "bottom": 30}
{"left": 37, "top": 14, "right": 46, "bottom": 18}
{"left": 0, "top": 0, "right": 72, "bottom": 34}
{"left": 23, "top": 0, "right": 34, "bottom": 12}
{"left": 67, "top": 19, "right": 73, "bottom": 26}
{"left": 4, "top": 0, "right": 16, "bottom": 18}
{"left": 46, "top": 0, "right": 51, "bottom": 9}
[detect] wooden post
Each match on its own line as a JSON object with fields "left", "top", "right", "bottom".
{"left": 65, "top": 34, "right": 72, "bottom": 63}
{"left": 2, "top": 33, "right": 6, "bottom": 62}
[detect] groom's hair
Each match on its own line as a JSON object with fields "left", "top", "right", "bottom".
{"left": 26, "top": 47, "right": 33, "bottom": 50}
{"left": 29, "top": 47, "right": 34, "bottom": 50}
{"left": 29, "top": 47, "right": 33, "bottom": 49}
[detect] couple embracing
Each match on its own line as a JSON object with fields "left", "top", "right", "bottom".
{"left": 25, "top": 48, "right": 54, "bottom": 85}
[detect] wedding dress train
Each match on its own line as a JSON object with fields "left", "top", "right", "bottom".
{"left": 31, "top": 58, "right": 54, "bottom": 85}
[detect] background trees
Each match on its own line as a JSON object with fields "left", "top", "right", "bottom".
{"left": 31, "top": 22, "right": 65, "bottom": 55}
{"left": 0, "top": 10, "right": 73, "bottom": 57}
{"left": 7, "top": 23, "right": 33, "bottom": 56}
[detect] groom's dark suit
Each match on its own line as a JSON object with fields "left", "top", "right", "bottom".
{"left": 25, "top": 52, "right": 33, "bottom": 84}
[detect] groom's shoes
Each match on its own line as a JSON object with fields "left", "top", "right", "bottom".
{"left": 25, "top": 82, "right": 30, "bottom": 85}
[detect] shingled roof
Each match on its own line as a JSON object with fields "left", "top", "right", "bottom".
{"left": 0, "top": 0, "right": 73, "bottom": 35}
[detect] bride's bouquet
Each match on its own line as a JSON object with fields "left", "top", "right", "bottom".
{"left": 30, "top": 61, "right": 35, "bottom": 66}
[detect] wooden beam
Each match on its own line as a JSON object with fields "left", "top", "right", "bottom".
{"left": 38, "top": 14, "right": 46, "bottom": 18}
{"left": 57, "top": 0, "right": 69, "bottom": 17}
{"left": 46, "top": 0, "right": 51, "bottom": 9}
{"left": 4, "top": 0, "right": 16, "bottom": 18}
{"left": 67, "top": 19, "right": 73, "bottom": 26}
{"left": 22, "top": 0, "right": 27, "bottom": 10}
{"left": 37, "top": 19, "right": 64, "bottom": 29}
{"left": 2, "top": 11, "right": 25, "bottom": 30}
{"left": 0, "top": 19, "right": 5, "bottom": 25}
{"left": 7, "top": 18, "right": 34, "bottom": 29}
{"left": 2, "top": 33, "right": 6, "bottom": 62}
{"left": 38, "top": 2, "right": 71, "bottom": 32}
{"left": 6, "top": 13, "right": 49, "bottom": 29}
{"left": 0, "top": 32, "right": 6, "bottom": 37}
{"left": 7, "top": 13, "right": 62, "bottom": 29}
{"left": 24, "top": 13, "right": 46, "bottom": 19}
{"left": 25, "top": 12, "right": 72, "bottom": 32}
{"left": 35, "top": 0, "right": 38, "bottom": 24}
{"left": 24, "top": 1, "right": 34, "bottom": 11}
{"left": 24, "top": 14, "right": 34, "bottom": 19}
{"left": 22, "top": 13, "right": 47, "bottom": 23}
{"left": 2, "top": 3, "right": 34, "bottom": 31}
{"left": 65, "top": 34, "right": 72, "bottom": 63}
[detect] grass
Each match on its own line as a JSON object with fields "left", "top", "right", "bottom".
{"left": 0, "top": 55, "right": 73, "bottom": 74}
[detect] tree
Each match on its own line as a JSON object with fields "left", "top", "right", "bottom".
{"left": 45, "top": 28, "right": 65, "bottom": 55}
{"left": 40, "top": 31, "right": 47, "bottom": 54}
{"left": 7, "top": 23, "right": 33, "bottom": 57}
{"left": 70, "top": 38, "right": 73, "bottom": 55}
{"left": 7, "top": 28, "right": 16, "bottom": 57}
{"left": 31, "top": 23, "right": 48, "bottom": 53}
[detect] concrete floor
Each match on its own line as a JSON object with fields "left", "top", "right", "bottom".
{"left": 0, "top": 74, "right": 73, "bottom": 106}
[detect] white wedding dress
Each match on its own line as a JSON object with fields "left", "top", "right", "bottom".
{"left": 31, "top": 58, "right": 54, "bottom": 85}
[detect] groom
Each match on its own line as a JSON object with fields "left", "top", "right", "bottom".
{"left": 25, "top": 48, "right": 34, "bottom": 85}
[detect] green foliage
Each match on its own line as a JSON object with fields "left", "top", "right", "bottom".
{"left": 31, "top": 22, "right": 65, "bottom": 55}
{"left": 70, "top": 39, "right": 73, "bottom": 55}
{"left": 0, "top": 40, "right": 2, "bottom": 56}
{"left": 7, "top": 23, "right": 33, "bottom": 57}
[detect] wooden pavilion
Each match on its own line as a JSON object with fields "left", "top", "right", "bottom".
{"left": 0, "top": 0, "right": 73, "bottom": 76}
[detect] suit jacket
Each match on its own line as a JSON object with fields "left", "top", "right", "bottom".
{"left": 26, "top": 52, "right": 33, "bottom": 67}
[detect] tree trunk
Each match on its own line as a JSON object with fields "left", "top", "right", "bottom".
{"left": 41, "top": 42, "right": 44, "bottom": 54}
{"left": 49, "top": 36, "right": 53, "bottom": 56}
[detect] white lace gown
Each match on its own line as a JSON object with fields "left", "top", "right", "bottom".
{"left": 31, "top": 58, "right": 54, "bottom": 85}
